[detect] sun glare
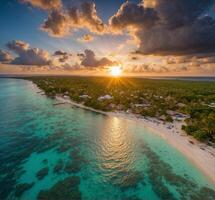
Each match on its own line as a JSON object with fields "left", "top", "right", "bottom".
{"left": 110, "top": 66, "right": 122, "bottom": 77}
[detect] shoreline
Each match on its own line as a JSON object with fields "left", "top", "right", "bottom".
{"left": 31, "top": 82, "right": 215, "bottom": 184}
{"left": 56, "top": 95, "right": 215, "bottom": 184}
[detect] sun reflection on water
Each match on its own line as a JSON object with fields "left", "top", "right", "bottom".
{"left": 98, "top": 117, "right": 135, "bottom": 177}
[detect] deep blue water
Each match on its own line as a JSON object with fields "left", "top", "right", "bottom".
{"left": 0, "top": 78, "right": 215, "bottom": 200}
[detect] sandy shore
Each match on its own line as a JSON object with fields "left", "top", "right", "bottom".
{"left": 54, "top": 95, "right": 215, "bottom": 184}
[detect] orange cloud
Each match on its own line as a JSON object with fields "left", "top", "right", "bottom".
{"left": 78, "top": 34, "right": 94, "bottom": 43}
{"left": 0, "top": 50, "right": 13, "bottom": 63}
{"left": 22, "top": 0, "right": 62, "bottom": 10}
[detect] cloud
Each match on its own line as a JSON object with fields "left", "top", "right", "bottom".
{"left": 53, "top": 50, "right": 71, "bottom": 62}
{"left": 80, "top": 49, "right": 115, "bottom": 68}
{"left": 109, "top": 0, "right": 215, "bottom": 55}
{"left": 78, "top": 2, "right": 105, "bottom": 33}
{"left": 77, "top": 53, "right": 85, "bottom": 58}
{"left": 7, "top": 40, "right": 29, "bottom": 53}
{"left": 62, "top": 62, "right": 82, "bottom": 71}
{"left": 124, "top": 64, "right": 169, "bottom": 73}
{"left": 131, "top": 56, "right": 139, "bottom": 60}
{"left": 165, "top": 53, "right": 215, "bottom": 65}
{"left": 42, "top": 2, "right": 106, "bottom": 37}
{"left": 58, "top": 55, "right": 69, "bottom": 63}
{"left": 53, "top": 50, "right": 68, "bottom": 56}
{"left": 109, "top": 1, "right": 158, "bottom": 32}
{"left": 78, "top": 34, "right": 94, "bottom": 42}
{"left": 0, "top": 50, "right": 13, "bottom": 63}
{"left": 41, "top": 10, "right": 70, "bottom": 37}
{"left": 124, "top": 63, "right": 191, "bottom": 73}
{"left": 7, "top": 40, "right": 51, "bottom": 66}
{"left": 185, "top": 54, "right": 215, "bottom": 66}
{"left": 22, "top": 0, "right": 62, "bottom": 10}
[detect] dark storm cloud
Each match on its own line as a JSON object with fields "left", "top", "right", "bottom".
{"left": 0, "top": 50, "right": 13, "bottom": 63}
{"left": 53, "top": 50, "right": 72, "bottom": 63}
{"left": 110, "top": 1, "right": 158, "bottom": 31}
{"left": 110, "top": 0, "right": 215, "bottom": 55}
{"left": 41, "top": 2, "right": 106, "bottom": 37}
{"left": 80, "top": 49, "right": 115, "bottom": 68}
{"left": 54, "top": 50, "right": 68, "bottom": 56}
{"left": 7, "top": 40, "right": 51, "bottom": 66}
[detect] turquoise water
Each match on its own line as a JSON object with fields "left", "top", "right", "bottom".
{"left": 0, "top": 78, "right": 215, "bottom": 200}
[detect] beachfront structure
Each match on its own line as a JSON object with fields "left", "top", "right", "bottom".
{"left": 80, "top": 95, "right": 91, "bottom": 99}
{"left": 166, "top": 110, "right": 189, "bottom": 121}
{"left": 63, "top": 95, "right": 70, "bottom": 100}
{"left": 98, "top": 95, "right": 113, "bottom": 101}
{"left": 209, "top": 103, "right": 215, "bottom": 108}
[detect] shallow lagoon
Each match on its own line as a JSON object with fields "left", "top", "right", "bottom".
{"left": 0, "top": 78, "right": 215, "bottom": 200}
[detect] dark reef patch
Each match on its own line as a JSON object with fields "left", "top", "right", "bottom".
{"left": 36, "top": 167, "right": 49, "bottom": 180}
{"left": 121, "top": 170, "right": 143, "bottom": 189}
{"left": 53, "top": 159, "right": 64, "bottom": 174}
{"left": 15, "top": 182, "right": 34, "bottom": 197}
{"left": 190, "top": 187, "right": 215, "bottom": 200}
{"left": 42, "top": 159, "right": 48, "bottom": 164}
{"left": 124, "top": 196, "right": 142, "bottom": 200}
{"left": 69, "top": 149, "right": 88, "bottom": 164}
{"left": 37, "top": 176, "right": 81, "bottom": 200}
{"left": 36, "top": 141, "right": 57, "bottom": 154}
{"left": 64, "top": 136, "right": 82, "bottom": 148}
{"left": 57, "top": 143, "right": 71, "bottom": 153}
{"left": 64, "top": 161, "right": 81, "bottom": 174}
{"left": 113, "top": 170, "right": 144, "bottom": 190}
{"left": 36, "top": 131, "right": 68, "bottom": 154}
{"left": 49, "top": 131, "right": 66, "bottom": 140}
{"left": 142, "top": 143, "right": 215, "bottom": 200}
{"left": 0, "top": 131, "right": 43, "bottom": 199}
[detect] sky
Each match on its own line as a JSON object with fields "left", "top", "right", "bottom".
{"left": 0, "top": 0, "right": 215, "bottom": 76}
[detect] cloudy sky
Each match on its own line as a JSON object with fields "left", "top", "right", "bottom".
{"left": 1, "top": 0, "right": 215, "bottom": 76}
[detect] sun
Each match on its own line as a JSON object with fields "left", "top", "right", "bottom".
{"left": 110, "top": 66, "right": 122, "bottom": 77}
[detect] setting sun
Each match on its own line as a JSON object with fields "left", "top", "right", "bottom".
{"left": 110, "top": 66, "right": 122, "bottom": 77}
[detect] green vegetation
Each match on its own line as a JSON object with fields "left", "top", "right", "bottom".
{"left": 182, "top": 107, "right": 215, "bottom": 142}
{"left": 26, "top": 76, "right": 215, "bottom": 143}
